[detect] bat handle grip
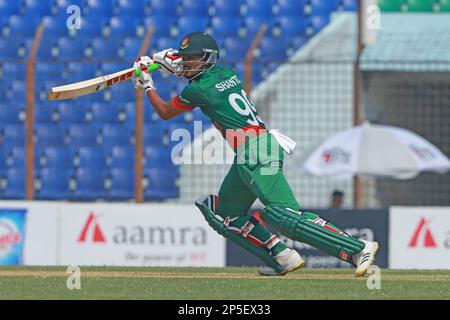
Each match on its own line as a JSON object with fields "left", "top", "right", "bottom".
{"left": 148, "top": 64, "right": 161, "bottom": 72}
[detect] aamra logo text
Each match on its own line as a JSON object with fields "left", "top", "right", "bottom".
{"left": 408, "top": 217, "right": 437, "bottom": 248}
{"left": 78, "top": 212, "right": 107, "bottom": 244}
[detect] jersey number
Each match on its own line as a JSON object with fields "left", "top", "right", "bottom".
{"left": 228, "top": 90, "right": 264, "bottom": 126}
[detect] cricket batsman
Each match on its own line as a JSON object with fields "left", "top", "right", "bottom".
{"left": 132, "top": 32, "right": 379, "bottom": 277}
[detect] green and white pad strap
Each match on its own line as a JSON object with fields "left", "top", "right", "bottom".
{"left": 195, "top": 196, "right": 284, "bottom": 273}
{"left": 261, "top": 206, "right": 365, "bottom": 262}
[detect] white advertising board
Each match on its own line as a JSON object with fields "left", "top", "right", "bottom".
{"left": 390, "top": 206, "right": 450, "bottom": 269}
{"left": 58, "top": 203, "right": 226, "bottom": 267}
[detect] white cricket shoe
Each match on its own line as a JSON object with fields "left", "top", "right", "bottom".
{"left": 353, "top": 240, "right": 379, "bottom": 277}
{"left": 258, "top": 248, "right": 305, "bottom": 276}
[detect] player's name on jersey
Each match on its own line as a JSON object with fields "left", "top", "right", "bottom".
{"left": 215, "top": 75, "right": 242, "bottom": 92}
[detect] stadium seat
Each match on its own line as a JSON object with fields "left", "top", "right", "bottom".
{"left": 222, "top": 37, "right": 251, "bottom": 62}
{"left": 35, "top": 168, "right": 70, "bottom": 200}
{"left": 84, "top": 0, "right": 115, "bottom": 17}
{"left": 42, "top": 16, "right": 72, "bottom": 40}
{"left": 175, "top": 17, "right": 209, "bottom": 36}
{"left": 37, "top": 146, "right": 72, "bottom": 170}
{"left": 116, "top": 0, "right": 147, "bottom": 17}
{"left": 58, "top": 102, "right": 88, "bottom": 124}
{"left": 143, "top": 167, "right": 178, "bottom": 200}
{"left": 66, "top": 124, "right": 100, "bottom": 147}
{"left": 144, "top": 145, "right": 172, "bottom": 166}
{"left": 90, "top": 102, "right": 123, "bottom": 123}
{"left": 110, "top": 84, "right": 135, "bottom": 103}
{"left": 155, "top": 37, "right": 180, "bottom": 51}
{"left": 86, "top": 38, "right": 122, "bottom": 61}
{"left": 244, "top": 16, "right": 275, "bottom": 37}
{"left": 57, "top": 38, "right": 86, "bottom": 62}
{"left": 6, "top": 147, "right": 26, "bottom": 170}
{"left": 71, "top": 16, "right": 108, "bottom": 38}
{"left": 5, "top": 15, "right": 41, "bottom": 38}
{"left": 0, "top": 0, "right": 21, "bottom": 16}
{"left": 35, "top": 64, "right": 66, "bottom": 83}
{"left": 36, "top": 39, "right": 59, "bottom": 62}
{"left": 108, "top": 146, "right": 135, "bottom": 169}
{"left": 211, "top": 0, "right": 242, "bottom": 16}
{"left": 243, "top": 0, "right": 274, "bottom": 17}
{"left": 23, "top": 0, "right": 54, "bottom": 16}
{"left": 306, "top": 0, "right": 340, "bottom": 15}
{"left": 342, "top": 0, "right": 357, "bottom": 11}
{"left": 275, "top": 16, "right": 308, "bottom": 38}
{"left": 66, "top": 63, "right": 101, "bottom": 82}
{"left": 0, "top": 39, "right": 28, "bottom": 61}
{"left": 1, "top": 64, "right": 25, "bottom": 81}
{"left": 407, "top": 0, "right": 436, "bottom": 11}
{"left": 107, "top": 168, "right": 135, "bottom": 200}
{"left": 70, "top": 168, "right": 107, "bottom": 200}
{"left": 291, "top": 35, "right": 309, "bottom": 50}
{"left": 3, "top": 124, "right": 25, "bottom": 148}
{"left": 2, "top": 168, "right": 25, "bottom": 199}
{"left": 307, "top": 15, "right": 331, "bottom": 35}
{"left": 35, "top": 103, "right": 58, "bottom": 124}
{"left": 35, "top": 124, "right": 65, "bottom": 147}
{"left": 144, "top": 123, "right": 166, "bottom": 145}
{"left": 180, "top": 0, "right": 211, "bottom": 16}
{"left": 211, "top": 16, "right": 244, "bottom": 37}
{"left": 277, "top": 0, "right": 307, "bottom": 16}
{"left": 378, "top": 0, "right": 405, "bottom": 11}
{"left": 101, "top": 124, "right": 134, "bottom": 147}
{"left": 440, "top": 0, "right": 450, "bottom": 11}
{"left": 107, "top": 16, "right": 140, "bottom": 38}
{"left": 256, "top": 36, "right": 289, "bottom": 62}
{"left": 147, "top": 0, "right": 179, "bottom": 17}
{"left": 144, "top": 16, "right": 177, "bottom": 38}
{"left": 74, "top": 146, "right": 107, "bottom": 169}
{"left": 0, "top": 105, "right": 24, "bottom": 124}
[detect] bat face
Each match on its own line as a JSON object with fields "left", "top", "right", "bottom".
{"left": 48, "top": 67, "right": 136, "bottom": 100}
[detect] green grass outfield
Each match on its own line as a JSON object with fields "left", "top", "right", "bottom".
{"left": 0, "top": 266, "right": 449, "bottom": 300}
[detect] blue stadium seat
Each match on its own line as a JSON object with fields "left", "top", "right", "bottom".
{"left": 42, "top": 16, "right": 71, "bottom": 40}
{"left": 89, "top": 102, "right": 123, "bottom": 123}
{"left": 23, "top": 0, "right": 54, "bottom": 16}
{"left": 144, "top": 16, "right": 176, "bottom": 38}
{"left": 84, "top": 0, "right": 115, "bottom": 17}
{"left": 0, "top": 105, "right": 24, "bottom": 124}
{"left": 58, "top": 102, "right": 88, "bottom": 124}
{"left": 107, "top": 168, "right": 134, "bottom": 200}
{"left": 275, "top": 16, "right": 308, "bottom": 37}
{"left": 307, "top": 0, "right": 340, "bottom": 15}
{"left": 256, "top": 36, "right": 289, "bottom": 62}
{"left": 7, "top": 80, "right": 26, "bottom": 105}
{"left": 107, "top": 16, "right": 140, "bottom": 38}
{"left": 3, "top": 168, "right": 25, "bottom": 199}
{"left": 0, "top": 0, "right": 21, "bottom": 16}
{"left": 70, "top": 168, "right": 107, "bottom": 200}
{"left": 144, "top": 145, "right": 172, "bottom": 166}
{"left": 144, "top": 123, "right": 166, "bottom": 145}
{"left": 0, "top": 39, "right": 28, "bottom": 61}
{"left": 110, "top": 83, "right": 135, "bottom": 103}
{"left": 36, "top": 38, "right": 59, "bottom": 62}
{"left": 211, "top": 16, "right": 244, "bottom": 37}
{"left": 244, "top": 0, "right": 274, "bottom": 17}
{"left": 342, "top": 0, "right": 357, "bottom": 11}
{"left": 147, "top": 0, "right": 179, "bottom": 16}
{"left": 35, "top": 64, "right": 66, "bottom": 82}
{"left": 176, "top": 17, "right": 209, "bottom": 36}
{"left": 180, "top": 0, "right": 211, "bottom": 16}
{"left": 277, "top": 0, "right": 308, "bottom": 16}
{"left": 57, "top": 38, "right": 86, "bottom": 62}
{"left": 6, "top": 15, "right": 41, "bottom": 38}
{"left": 66, "top": 124, "right": 100, "bottom": 147}
{"left": 121, "top": 37, "right": 142, "bottom": 60}
{"left": 116, "top": 0, "right": 147, "bottom": 17}
{"left": 144, "top": 167, "right": 178, "bottom": 200}
{"left": 223, "top": 36, "right": 251, "bottom": 62}
{"left": 35, "top": 103, "right": 58, "bottom": 124}
{"left": 212, "top": 0, "right": 242, "bottom": 16}
{"left": 244, "top": 16, "right": 275, "bottom": 37}
{"left": 6, "top": 147, "right": 26, "bottom": 170}
{"left": 3, "top": 124, "right": 25, "bottom": 148}
{"left": 66, "top": 63, "right": 101, "bottom": 82}
{"left": 155, "top": 37, "right": 180, "bottom": 51}
{"left": 109, "top": 145, "right": 135, "bottom": 169}
{"left": 35, "top": 168, "right": 70, "bottom": 200}
{"left": 87, "top": 38, "right": 122, "bottom": 61}
{"left": 1, "top": 64, "right": 25, "bottom": 81}
{"left": 37, "top": 146, "right": 72, "bottom": 170}
{"left": 35, "top": 124, "right": 65, "bottom": 147}
{"left": 74, "top": 146, "right": 107, "bottom": 169}
{"left": 71, "top": 16, "right": 108, "bottom": 38}
{"left": 101, "top": 124, "right": 133, "bottom": 147}
{"left": 307, "top": 14, "right": 331, "bottom": 35}
{"left": 291, "top": 35, "right": 309, "bottom": 50}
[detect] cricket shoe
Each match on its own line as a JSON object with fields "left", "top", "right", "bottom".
{"left": 258, "top": 248, "right": 305, "bottom": 276}
{"left": 353, "top": 240, "right": 379, "bottom": 277}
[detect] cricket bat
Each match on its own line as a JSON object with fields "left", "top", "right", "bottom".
{"left": 48, "top": 64, "right": 161, "bottom": 101}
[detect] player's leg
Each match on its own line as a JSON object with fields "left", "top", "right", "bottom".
{"left": 237, "top": 136, "right": 378, "bottom": 276}
{"left": 195, "top": 162, "right": 304, "bottom": 275}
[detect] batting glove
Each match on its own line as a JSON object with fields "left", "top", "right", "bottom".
{"left": 152, "top": 49, "right": 183, "bottom": 76}
{"left": 132, "top": 56, "right": 156, "bottom": 93}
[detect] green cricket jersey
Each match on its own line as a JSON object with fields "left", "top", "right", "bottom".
{"left": 172, "top": 65, "right": 266, "bottom": 139}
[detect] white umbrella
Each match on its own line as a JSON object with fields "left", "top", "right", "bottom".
{"left": 303, "top": 122, "right": 450, "bottom": 179}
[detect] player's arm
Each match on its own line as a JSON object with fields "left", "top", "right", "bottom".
{"left": 146, "top": 90, "right": 186, "bottom": 120}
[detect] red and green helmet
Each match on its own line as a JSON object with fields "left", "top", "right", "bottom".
{"left": 178, "top": 32, "right": 219, "bottom": 60}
